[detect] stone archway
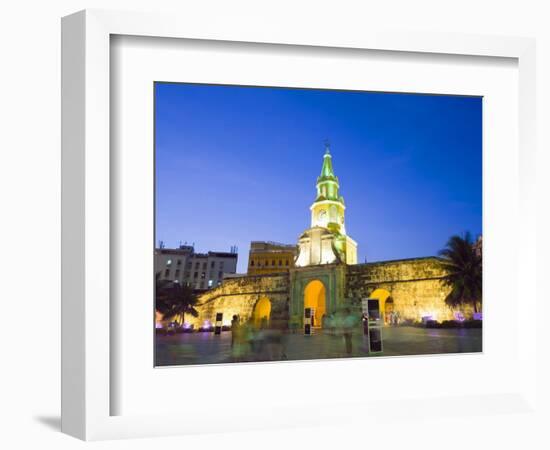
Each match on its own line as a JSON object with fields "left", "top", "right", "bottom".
{"left": 304, "top": 280, "right": 326, "bottom": 328}
{"left": 369, "top": 288, "right": 393, "bottom": 325}
{"left": 252, "top": 297, "right": 272, "bottom": 328}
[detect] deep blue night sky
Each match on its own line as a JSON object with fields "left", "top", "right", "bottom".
{"left": 155, "top": 83, "right": 482, "bottom": 273}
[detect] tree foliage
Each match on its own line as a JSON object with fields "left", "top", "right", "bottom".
{"left": 438, "top": 232, "right": 482, "bottom": 312}
{"left": 155, "top": 273, "right": 199, "bottom": 324}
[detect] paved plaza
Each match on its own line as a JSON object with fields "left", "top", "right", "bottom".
{"left": 155, "top": 326, "right": 482, "bottom": 366}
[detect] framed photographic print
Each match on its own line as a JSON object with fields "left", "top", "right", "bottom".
{"left": 62, "top": 9, "right": 538, "bottom": 441}
{"left": 153, "top": 82, "right": 483, "bottom": 367}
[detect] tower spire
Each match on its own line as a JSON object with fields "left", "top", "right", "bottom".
{"left": 296, "top": 142, "right": 358, "bottom": 267}
{"left": 318, "top": 141, "right": 337, "bottom": 182}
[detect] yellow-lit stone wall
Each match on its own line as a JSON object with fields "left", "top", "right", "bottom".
{"left": 346, "top": 257, "right": 475, "bottom": 322}
{"left": 188, "top": 257, "right": 476, "bottom": 329}
{"left": 189, "top": 273, "right": 290, "bottom": 329}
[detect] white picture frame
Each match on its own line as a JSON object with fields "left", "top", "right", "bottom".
{"left": 61, "top": 9, "right": 538, "bottom": 441}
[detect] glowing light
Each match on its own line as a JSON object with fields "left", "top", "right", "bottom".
{"left": 155, "top": 322, "right": 163, "bottom": 329}
{"left": 454, "top": 312, "right": 465, "bottom": 322}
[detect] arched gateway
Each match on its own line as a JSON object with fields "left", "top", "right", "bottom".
{"left": 252, "top": 297, "right": 272, "bottom": 328}
{"left": 303, "top": 280, "right": 326, "bottom": 328}
{"left": 369, "top": 288, "right": 393, "bottom": 325}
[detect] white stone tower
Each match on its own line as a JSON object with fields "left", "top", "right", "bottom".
{"left": 295, "top": 143, "right": 357, "bottom": 267}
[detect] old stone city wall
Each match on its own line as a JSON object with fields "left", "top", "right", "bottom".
{"left": 345, "top": 257, "right": 475, "bottom": 321}
{"left": 186, "top": 257, "right": 477, "bottom": 328}
{"left": 189, "top": 273, "right": 290, "bottom": 328}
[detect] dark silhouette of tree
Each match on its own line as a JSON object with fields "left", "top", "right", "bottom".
{"left": 155, "top": 272, "right": 199, "bottom": 325}
{"left": 438, "top": 232, "right": 482, "bottom": 313}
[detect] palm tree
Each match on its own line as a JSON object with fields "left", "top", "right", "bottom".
{"left": 155, "top": 273, "right": 199, "bottom": 325}
{"left": 438, "top": 232, "right": 482, "bottom": 313}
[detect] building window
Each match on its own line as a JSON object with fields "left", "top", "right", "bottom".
{"left": 195, "top": 262, "right": 200, "bottom": 269}
{"left": 184, "top": 271, "right": 190, "bottom": 279}
{"left": 202, "top": 262, "right": 207, "bottom": 270}
{"left": 251, "top": 260, "right": 255, "bottom": 266}
{"left": 285, "top": 260, "right": 289, "bottom": 266}
{"left": 272, "top": 260, "right": 275, "bottom": 266}
{"left": 166, "top": 259, "right": 172, "bottom": 266}
{"left": 186, "top": 261, "right": 192, "bottom": 269}
{"left": 208, "top": 280, "right": 213, "bottom": 287}
{"left": 193, "top": 272, "right": 198, "bottom": 279}
{"left": 176, "top": 259, "right": 182, "bottom": 266}
{"left": 200, "top": 281, "right": 205, "bottom": 289}
{"left": 201, "top": 272, "right": 206, "bottom": 279}
{"left": 175, "top": 269, "right": 180, "bottom": 277}
{"left": 279, "top": 260, "right": 282, "bottom": 266}
{"left": 211, "top": 261, "right": 215, "bottom": 268}
{"left": 164, "top": 268, "right": 170, "bottom": 277}
{"left": 218, "top": 271, "right": 223, "bottom": 279}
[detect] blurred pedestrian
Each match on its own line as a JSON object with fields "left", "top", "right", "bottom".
{"left": 231, "top": 314, "right": 240, "bottom": 348}
{"left": 342, "top": 308, "right": 356, "bottom": 356}
{"left": 231, "top": 315, "right": 249, "bottom": 362}
{"left": 361, "top": 313, "right": 369, "bottom": 350}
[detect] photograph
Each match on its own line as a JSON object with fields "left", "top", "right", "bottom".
{"left": 154, "top": 82, "right": 483, "bottom": 366}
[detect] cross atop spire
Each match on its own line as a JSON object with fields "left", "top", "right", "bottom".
{"left": 324, "top": 138, "right": 331, "bottom": 155}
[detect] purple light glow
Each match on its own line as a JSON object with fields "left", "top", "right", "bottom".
{"left": 454, "top": 312, "right": 466, "bottom": 322}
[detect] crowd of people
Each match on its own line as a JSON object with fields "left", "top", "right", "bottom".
{"left": 386, "top": 310, "right": 400, "bottom": 326}
{"left": 229, "top": 307, "right": 369, "bottom": 361}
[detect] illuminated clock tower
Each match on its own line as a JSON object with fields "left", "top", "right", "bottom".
{"left": 295, "top": 143, "right": 358, "bottom": 267}
{"left": 310, "top": 144, "right": 347, "bottom": 234}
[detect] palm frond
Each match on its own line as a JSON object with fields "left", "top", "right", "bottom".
{"left": 439, "top": 232, "right": 482, "bottom": 310}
